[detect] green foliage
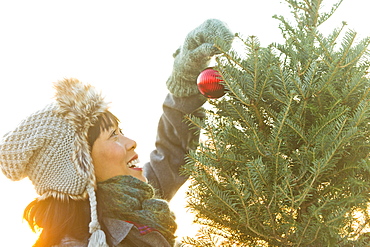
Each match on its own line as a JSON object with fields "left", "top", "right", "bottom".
{"left": 182, "top": 0, "right": 370, "bottom": 246}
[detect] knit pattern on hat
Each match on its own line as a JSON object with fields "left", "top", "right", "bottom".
{"left": 166, "top": 19, "right": 234, "bottom": 97}
{"left": 0, "top": 103, "right": 88, "bottom": 199}
{"left": 0, "top": 78, "right": 109, "bottom": 200}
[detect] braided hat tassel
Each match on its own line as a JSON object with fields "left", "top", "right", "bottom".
{"left": 87, "top": 184, "right": 109, "bottom": 247}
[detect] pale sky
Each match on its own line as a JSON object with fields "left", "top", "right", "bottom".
{"left": 0, "top": 0, "right": 369, "bottom": 245}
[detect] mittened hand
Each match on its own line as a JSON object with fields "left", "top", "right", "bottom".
{"left": 166, "top": 19, "right": 234, "bottom": 97}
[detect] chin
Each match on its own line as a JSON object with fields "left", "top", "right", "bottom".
{"left": 134, "top": 175, "right": 147, "bottom": 183}
{"left": 129, "top": 169, "right": 147, "bottom": 183}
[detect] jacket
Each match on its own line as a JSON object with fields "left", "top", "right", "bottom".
{"left": 57, "top": 218, "right": 171, "bottom": 247}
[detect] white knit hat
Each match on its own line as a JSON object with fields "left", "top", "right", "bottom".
{"left": 0, "top": 78, "right": 109, "bottom": 247}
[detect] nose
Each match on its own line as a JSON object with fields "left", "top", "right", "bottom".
{"left": 124, "top": 136, "right": 137, "bottom": 151}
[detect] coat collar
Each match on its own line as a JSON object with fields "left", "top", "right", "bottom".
{"left": 102, "top": 217, "right": 133, "bottom": 246}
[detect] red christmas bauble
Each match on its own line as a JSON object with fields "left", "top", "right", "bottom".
{"left": 197, "top": 67, "right": 225, "bottom": 99}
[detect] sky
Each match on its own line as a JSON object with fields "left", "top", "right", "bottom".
{"left": 0, "top": 0, "right": 369, "bottom": 245}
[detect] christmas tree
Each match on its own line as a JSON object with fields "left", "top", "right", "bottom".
{"left": 183, "top": 0, "right": 370, "bottom": 246}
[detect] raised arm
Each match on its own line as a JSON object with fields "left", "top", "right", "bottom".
{"left": 143, "top": 19, "right": 234, "bottom": 201}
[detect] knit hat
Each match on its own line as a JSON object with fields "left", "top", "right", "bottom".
{"left": 0, "top": 78, "right": 109, "bottom": 247}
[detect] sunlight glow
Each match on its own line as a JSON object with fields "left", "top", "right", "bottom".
{"left": 0, "top": 0, "right": 369, "bottom": 245}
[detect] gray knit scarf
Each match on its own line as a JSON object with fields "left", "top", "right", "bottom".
{"left": 97, "top": 175, "right": 177, "bottom": 245}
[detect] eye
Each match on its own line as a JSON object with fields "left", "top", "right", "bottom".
{"left": 109, "top": 129, "right": 119, "bottom": 138}
{"left": 109, "top": 128, "right": 123, "bottom": 139}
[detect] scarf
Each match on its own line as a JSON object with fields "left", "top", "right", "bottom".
{"left": 97, "top": 175, "right": 177, "bottom": 245}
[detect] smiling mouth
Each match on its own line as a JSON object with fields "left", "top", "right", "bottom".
{"left": 127, "top": 158, "right": 140, "bottom": 168}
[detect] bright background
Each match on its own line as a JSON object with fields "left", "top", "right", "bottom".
{"left": 0, "top": 0, "right": 369, "bottom": 245}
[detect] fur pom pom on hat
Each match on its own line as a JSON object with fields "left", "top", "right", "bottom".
{"left": 0, "top": 78, "right": 109, "bottom": 246}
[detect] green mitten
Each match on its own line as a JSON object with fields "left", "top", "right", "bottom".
{"left": 166, "top": 19, "right": 234, "bottom": 97}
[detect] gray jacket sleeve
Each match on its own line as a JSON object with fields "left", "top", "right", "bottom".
{"left": 143, "top": 93, "right": 205, "bottom": 201}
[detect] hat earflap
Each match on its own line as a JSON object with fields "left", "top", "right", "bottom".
{"left": 53, "top": 78, "right": 109, "bottom": 180}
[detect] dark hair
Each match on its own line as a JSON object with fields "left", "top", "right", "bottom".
{"left": 88, "top": 111, "right": 120, "bottom": 148}
{"left": 24, "top": 198, "right": 91, "bottom": 246}
{"left": 24, "top": 111, "right": 120, "bottom": 246}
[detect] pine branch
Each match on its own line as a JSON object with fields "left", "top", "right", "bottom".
{"left": 184, "top": 0, "right": 370, "bottom": 245}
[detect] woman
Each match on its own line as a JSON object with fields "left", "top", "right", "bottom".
{"left": 0, "top": 19, "right": 233, "bottom": 246}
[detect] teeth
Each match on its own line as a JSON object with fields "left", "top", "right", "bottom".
{"left": 127, "top": 159, "right": 139, "bottom": 168}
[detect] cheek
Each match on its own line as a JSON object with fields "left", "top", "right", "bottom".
{"left": 92, "top": 141, "right": 131, "bottom": 181}
{"left": 93, "top": 142, "right": 126, "bottom": 165}
{"left": 92, "top": 142, "right": 128, "bottom": 176}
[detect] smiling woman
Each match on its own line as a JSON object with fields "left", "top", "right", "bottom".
{"left": 0, "top": 18, "right": 234, "bottom": 246}
{"left": 0, "top": 0, "right": 369, "bottom": 246}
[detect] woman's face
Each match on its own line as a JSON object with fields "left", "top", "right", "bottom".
{"left": 91, "top": 126, "right": 147, "bottom": 183}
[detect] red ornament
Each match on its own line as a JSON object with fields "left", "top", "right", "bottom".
{"left": 197, "top": 67, "right": 225, "bottom": 99}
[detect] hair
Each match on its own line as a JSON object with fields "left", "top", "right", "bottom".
{"left": 88, "top": 110, "right": 120, "bottom": 147}
{"left": 24, "top": 198, "right": 91, "bottom": 246}
{"left": 24, "top": 111, "right": 120, "bottom": 247}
